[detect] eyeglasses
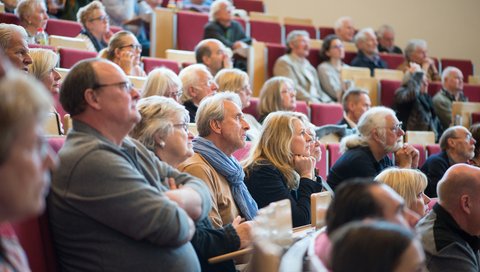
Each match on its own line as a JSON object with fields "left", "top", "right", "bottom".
{"left": 89, "top": 14, "right": 109, "bottom": 22}
{"left": 281, "top": 88, "right": 296, "bottom": 95}
{"left": 453, "top": 134, "right": 473, "bottom": 142}
{"left": 331, "top": 44, "right": 344, "bottom": 49}
{"left": 93, "top": 81, "right": 133, "bottom": 92}
{"left": 388, "top": 122, "right": 403, "bottom": 132}
{"left": 169, "top": 89, "right": 183, "bottom": 98}
{"left": 119, "top": 44, "right": 142, "bottom": 51}
{"left": 173, "top": 123, "right": 189, "bottom": 133}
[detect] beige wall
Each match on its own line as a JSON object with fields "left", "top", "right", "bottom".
{"left": 263, "top": 0, "right": 480, "bottom": 76}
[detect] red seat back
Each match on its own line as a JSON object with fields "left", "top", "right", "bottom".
{"left": 295, "top": 101, "right": 309, "bottom": 118}
{"left": 441, "top": 58, "right": 474, "bottom": 82}
{"left": 318, "top": 27, "right": 334, "bottom": 39}
{"left": 316, "top": 144, "right": 328, "bottom": 179}
{"left": 232, "top": 141, "right": 252, "bottom": 161}
{"left": 266, "top": 43, "right": 286, "bottom": 78}
{"left": 285, "top": 24, "right": 317, "bottom": 40}
{"left": 0, "top": 12, "right": 20, "bottom": 25}
{"left": 327, "top": 143, "right": 342, "bottom": 172}
{"left": 379, "top": 53, "right": 405, "bottom": 70}
{"left": 233, "top": 0, "right": 265, "bottom": 13}
{"left": 310, "top": 103, "right": 343, "bottom": 126}
{"left": 142, "top": 57, "right": 180, "bottom": 74}
{"left": 176, "top": 11, "right": 209, "bottom": 51}
{"left": 411, "top": 144, "right": 427, "bottom": 168}
{"left": 343, "top": 52, "right": 356, "bottom": 65}
{"left": 48, "top": 136, "right": 66, "bottom": 154}
{"left": 379, "top": 79, "right": 402, "bottom": 108}
{"left": 110, "top": 25, "right": 123, "bottom": 34}
{"left": 463, "top": 84, "right": 480, "bottom": 102}
{"left": 45, "top": 18, "right": 82, "bottom": 37}
{"left": 472, "top": 112, "right": 480, "bottom": 125}
{"left": 426, "top": 144, "right": 441, "bottom": 156}
{"left": 59, "top": 48, "right": 97, "bottom": 69}
{"left": 243, "top": 97, "right": 259, "bottom": 120}
{"left": 307, "top": 48, "right": 321, "bottom": 68}
{"left": 427, "top": 81, "right": 442, "bottom": 97}
{"left": 250, "top": 20, "right": 282, "bottom": 44}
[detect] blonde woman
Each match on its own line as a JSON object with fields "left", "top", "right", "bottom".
{"left": 257, "top": 76, "right": 296, "bottom": 123}
{"left": 375, "top": 168, "right": 431, "bottom": 217}
{"left": 15, "top": 0, "right": 48, "bottom": 43}
{"left": 215, "top": 68, "right": 261, "bottom": 140}
{"left": 142, "top": 67, "right": 182, "bottom": 101}
{"left": 98, "top": 31, "right": 146, "bottom": 77}
{"left": 243, "top": 111, "right": 322, "bottom": 227}
{"left": 76, "top": 1, "right": 112, "bottom": 52}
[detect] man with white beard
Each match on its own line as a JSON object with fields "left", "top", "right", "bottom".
{"left": 327, "top": 106, "right": 419, "bottom": 191}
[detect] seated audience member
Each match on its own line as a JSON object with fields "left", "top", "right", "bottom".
{"left": 304, "top": 119, "right": 330, "bottom": 190}
{"left": 130, "top": 96, "right": 253, "bottom": 272}
{"left": 2, "top": 0, "right": 18, "bottom": 13}
{"left": 76, "top": 1, "right": 112, "bottom": 52}
{"left": 0, "top": 70, "right": 57, "bottom": 272}
{"left": 273, "top": 30, "right": 332, "bottom": 103}
{"left": 99, "top": 30, "right": 146, "bottom": 77}
{"left": 317, "top": 34, "right": 350, "bottom": 102}
{"left": 393, "top": 64, "right": 443, "bottom": 140}
{"left": 179, "top": 92, "right": 258, "bottom": 228}
{"left": 0, "top": 24, "right": 33, "bottom": 72}
{"left": 184, "top": 0, "right": 211, "bottom": 13}
{"left": 338, "top": 88, "right": 371, "bottom": 129}
{"left": 333, "top": 16, "right": 355, "bottom": 43}
{"left": 142, "top": 67, "right": 183, "bottom": 101}
{"left": 215, "top": 68, "right": 261, "bottom": 141}
{"left": 195, "top": 38, "right": 232, "bottom": 76}
{"left": 243, "top": 111, "right": 322, "bottom": 227}
{"left": 314, "top": 179, "right": 419, "bottom": 268}
{"left": 48, "top": 58, "right": 212, "bottom": 271}
{"left": 179, "top": 64, "right": 218, "bottom": 121}
{"left": 398, "top": 39, "right": 440, "bottom": 81}
{"left": 418, "top": 164, "right": 480, "bottom": 271}
{"left": 14, "top": 0, "right": 48, "bottom": 44}
{"left": 327, "top": 106, "right": 419, "bottom": 191}
{"left": 420, "top": 126, "right": 475, "bottom": 197}
{"left": 257, "top": 76, "right": 296, "bottom": 123}
{"left": 432, "top": 67, "right": 467, "bottom": 129}
{"left": 27, "top": 48, "right": 62, "bottom": 115}
{"left": 331, "top": 221, "right": 425, "bottom": 272}
{"left": 203, "top": 0, "right": 251, "bottom": 71}
{"left": 46, "top": 0, "right": 90, "bottom": 21}
{"left": 376, "top": 24, "right": 402, "bottom": 54}
{"left": 375, "top": 168, "right": 431, "bottom": 218}
{"left": 350, "top": 27, "right": 387, "bottom": 76}
{"left": 468, "top": 124, "right": 480, "bottom": 167}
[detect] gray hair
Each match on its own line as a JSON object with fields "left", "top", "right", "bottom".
{"left": 76, "top": 0, "right": 106, "bottom": 29}
{"left": 0, "top": 71, "right": 52, "bottom": 164}
{"left": 286, "top": 30, "right": 310, "bottom": 52}
{"left": 209, "top": 0, "right": 232, "bottom": 21}
{"left": 0, "top": 23, "right": 28, "bottom": 51}
{"left": 342, "top": 88, "right": 369, "bottom": 112}
{"left": 404, "top": 39, "right": 427, "bottom": 61}
{"left": 129, "top": 96, "right": 189, "bottom": 151}
{"left": 376, "top": 24, "right": 394, "bottom": 38}
{"left": 334, "top": 16, "right": 352, "bottom": 30}
{"left": 441, "top": 66, "right": 462, "bottom": 86}
{"left": 15, "top": 0, "right": 45, "bottom": 23}
{"left": 439, "top": 126, "right": 464, "bottom": 151}
{"left": 196, "top": 92, "right": 242, "bottom": 137}
{"left": 178, "top": 63, "right": 210, "bottom": 103}
{"left": 143, "top": 67, "right": 182, "bottom": 98}
{"left": 28, "top": 48, "right": 59, "bottom": 80}
{"left": 341, "top": 106, "right": 394, "bottom": 153}
{"left": 354, "top": 27, "right": 375, "bottom": 46}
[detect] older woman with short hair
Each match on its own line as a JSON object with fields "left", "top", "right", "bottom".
{"left": 99, "top": 30, "right": 146, "bottom": 77}
{"left": 0, "top": 70, "right": 57, "bottom": 271}
{"left": 375, "top": 168, "right": 431, "bottom": 217}
{"left": 76, "top": 1, "right": 112, "bottom": 52}
{"left": 215, "top": 68, "right": 261, "bottom": 140}
{"left": 257, "top": 76, "right": 296, "bottom": 123}
{"left": 15, "top": 0, "right": 48, "bottom": 43}
{"left": 243, "top": 111, "right": 322, "bottom": 227}
{"left": 142, "top": 67, "right": 182, "bottom": 101}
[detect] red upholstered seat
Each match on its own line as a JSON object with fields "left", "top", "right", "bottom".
{"left": 45, "top": 18, "right": 82, "bottom": 37}
{"left": 307, "top": 48, "right": 321, "bottom": 68}
{"left": 379, "top": 53, "right": 405, "bottom": 70}
{"left": 472, "top": 112, "right": 480, "bottom": 125}
{"left": 411, "top": 144, "right": 427, "bottom": 168}
{"left": 48, "top": 136, "right": 66, "bottom": 154}
{"left": 379, "top": 79, "right": 402, "bottom": 108}
{"left": 59, "top": 48, "right": 97, "bottom": 69}
{"left": 462, "top": 84, "right": 480, "bottom": 102}
{"left": 427, "top": 81, "right": 442, "bottom": 97}
{"left": 295, "top": 101, "right": 309, "bottom": 118}
{"left": 318, "top": 27, "right": 334, "bottom": 39}
{"left": 243, "top": 97, "right": 259, "bottom": 120}
{"left": 441, "top": 58, "right": 474, "bottom": 82}
{"left": 316, "top": 144, "right": 328, "bottom": 179}
{"left": 0, "top": 12, "right": 20, "bottom": 25}
{"left": 343, "top": 52, "right": 356, "bottom": 65}
{"left": 233, "top": 0, "right": 265, "bottom": 13}
{"left": 310, "top": 103, "right": 343, "bottom": 126}
{"left": 266, "top": 43, "right": 286, "bottom": 78}
{"left": 426, "top": 144, "right": 441, "bottom": 157}
{"left": 110, "top": 25, "right": 123, "bottom": 34}
{"left": 285, "top": 24, "right": 317, "bottom": 40}
{"left": 142, "top": 57, "right": 180, "bottom": 74}
{"left": 232, "top": 141, "right": 252, "bottom": 161}
{"left": 176, "top": 11, "right": 208, "bottom": 51}
{"left": 327, "top": 143, "right": 342, "bottom": 171}
{"left": 249, "top": 20, "right": 282, "bottom": 44}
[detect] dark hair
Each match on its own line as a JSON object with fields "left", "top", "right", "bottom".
{"left": 60, "top": 58, "right": 101, "bottom": 116}
{"left": 470, "top": 124, "right": 480, "bottom": 158}
{"left": 330, "top": 220, "right": 416, "bottom": 272}
{"left": 326, "top": 178, "right": 383, "bottom": 235}
{"left": 319, "top": 34, "right": 340, "bottom": 62}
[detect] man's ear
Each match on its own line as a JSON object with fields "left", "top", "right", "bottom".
{"left": 209, "top": 119, "right": 222, "bottom": 134}
{"left": 188, "top": 86, "right": 197, "bottom": 98}
{"left": 84, "top": 88, "right": 102, "bottom": 110}
{"left": 460, "top": 194, "right": 471, "bottom": 215}
{"left": 371, "top": 128, "right": 382, "bottom": 143}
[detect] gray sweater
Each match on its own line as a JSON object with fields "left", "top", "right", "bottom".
{"left": 48, "top": 120, "right": 211, "bottom": 272}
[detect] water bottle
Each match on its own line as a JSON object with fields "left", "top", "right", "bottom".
{"left": 454, "top": 114, "right": 463, "bottom": 126}
{"left": 176, "top": 0, "right": 183, "bottom": 10}
{"left": 34, "top": 28, "right": 48, "bottom": 45}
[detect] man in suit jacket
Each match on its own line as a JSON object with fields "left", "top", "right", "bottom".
{"left": 273, "top": 30, "right": 332, "bottom": 103}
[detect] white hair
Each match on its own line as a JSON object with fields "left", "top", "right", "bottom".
{"left": 196, "top": 92, "right": 242, "bottom": 137}
{"left": 354, "top": 27, "right": 375, "bottom": 46}
{"left": 334, "top": 16, "right": 352, "bottom": 30}
{"left": 178, "top": 63, "right": 210, "bottom": 103}
{"left": 209, "top": 0, "right": 232, "bottom": 21}
{"left": 441, "top": 66, "right": 462, "bottom": 86}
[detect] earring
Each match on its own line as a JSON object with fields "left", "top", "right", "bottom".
{"left": 157, "top": 140, "right": 165, "bottom": 148}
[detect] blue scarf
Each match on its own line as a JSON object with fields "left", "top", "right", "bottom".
{"left": 193, "top": 137, "right": 258, "bottom": 220}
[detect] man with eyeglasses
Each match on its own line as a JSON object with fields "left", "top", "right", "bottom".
{"left": 421, "top": 126, "right": 476, "bottom": 197}
{"left": 76, "top": 1, "right": 113, "bottom": 52}
{"left": 0, "top": 23, "right": 33, "bottom": 72}
{"left": 48, "top": 58, "right": 212, "bottom": 271}
{"left": 327, "top": 106, "right": 419, "bottom": 191}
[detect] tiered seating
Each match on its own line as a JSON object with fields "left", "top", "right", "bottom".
{"left": 59, "top": 48, "right": 97, "bottom": 69}
{"left": 233, "top": 0, "right": 265, "bottom": 13}
{"left": 310, "top": 103, "right": 343, "bottom": 127}
{"left": 284, "top": 23, "right": 317, "bottom": 40}
{"left": 249, "top": 19, "right": 283, "bottom": 44}
{"left": 176, "top": 11, "right": 208, "bottom": 51}
{"left": 266, "top": 43, "right": 286, "bottom": 78}
{"left": 142, "top": 57, "right": 180, "bottom": 74}
{"left": 45, "top": 18, "right": 82, "bottom": 37}
{"left": 441, "top": 58, "right": 474, "bottom": 82}
{"left": 379, "top": 53, "right": 405, "bottom": 69}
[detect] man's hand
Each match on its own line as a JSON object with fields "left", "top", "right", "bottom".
{"left": 231, "top": 216, "right": 254, "bottom": 249}
{"left": 395, "top": 144, "right": 419, "bottom": 168}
